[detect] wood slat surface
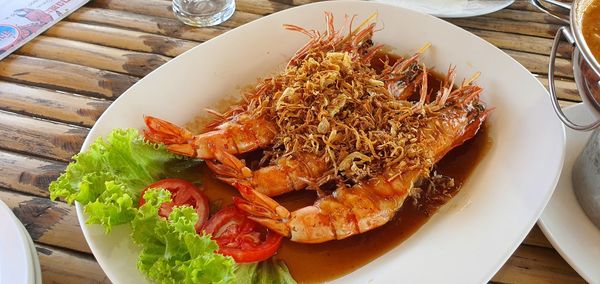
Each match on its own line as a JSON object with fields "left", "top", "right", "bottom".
{"left": 36, "top": 243, "right": 110, "bottom": 284}
{"left": 465, "top": 28, "right": 573, "bottom": 59}
{"left": 0, "top": 55, "right": 138, "bottom": 98}
{"left": 0, "top": 81, "right": 110, "bottom": 127}
{"left": 485, "top": 8, "right": 566, "bottom": 24}
{"left": 1, "top": 189, "right": 90, "bottom": 253}
{"left": 90, "top": 0, "right": 262, "bottom": 28}
{"left": 45, "top": 21, "right": 198, "bottom": 57}
{"left": 16, "top": 35, "right": 171, "bottom": 77}
{"left": 0, "top": 151, "right": 65, "bottom": 198}
{"left": 0, "top": 0, "right": 589, "bottom": 283}
{"left": 68, "top": 7, "right": 229, "bottom": 42}
{"left": 0, "top": 111, "right": 88, "bottom": 162}
{"left": 447, "top": 16, "right": 562, "bottom": 38}
{"left": 494, "top": 245, "right": 586, "bottom": 283}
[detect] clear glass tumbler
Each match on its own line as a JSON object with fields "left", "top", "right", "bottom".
{"left": 172, "top": 0, "right": 235, "bottom": 27}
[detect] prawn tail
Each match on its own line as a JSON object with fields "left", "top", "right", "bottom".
{"left": 206, "top": 144, "right": 256, "bottom": 189}
{"left": 144, "top": 115, "right": 198, "bottom": 157}
{"left": 232, "top": 183, "right": 291, "bottom": 237}
{"left": 233, "top": 197, "right": 291, "bottom": 237}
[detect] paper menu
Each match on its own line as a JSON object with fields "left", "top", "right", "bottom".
{"left": 0, "top": 0, "right": 90, "bottom": 61}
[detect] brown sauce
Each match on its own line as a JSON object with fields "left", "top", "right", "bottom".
{"left": 185, "top": 51, "right": 492, "bottom": 282}
{"left": 193, "top": 124, "right": 490, "bottom": 283}
{"left": 583, "top": 0, "right": 600, "bottom": 61}
{"left": 274, "top": 125, "right": 490, "bottom": 282}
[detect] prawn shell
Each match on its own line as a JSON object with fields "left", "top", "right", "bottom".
{"left": 316, "top": 198, "right": 359, "bottom": 240}
{"left": 288, "top": 206, "right": 335, "bottom": 243}
{"left": 335, "top": 189, "right": 387, "bottom": 233}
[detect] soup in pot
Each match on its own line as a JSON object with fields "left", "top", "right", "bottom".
{"left": 583, "top": 0, "right": 600, "bottom": 61}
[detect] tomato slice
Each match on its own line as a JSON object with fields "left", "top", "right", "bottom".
{"left": 139, "top": 178, "right": 209, "bottom": 232}
{"left": 203, "top": 205, "right": 282, "bottom": 263}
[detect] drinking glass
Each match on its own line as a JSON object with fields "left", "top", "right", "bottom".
{"left": 172, "top": 0, "right": 235, "bottom": 27}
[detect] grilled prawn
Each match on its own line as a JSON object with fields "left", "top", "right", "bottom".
{"left": 144, "top": 12, "right": 429, "bottom": 197}
{"left": 146, "top": 12, "right": 492, "bottom": 244}
{"left": 207, "top": 152, "right": 329, "bottom": 197}
{"left": 234, "top": 78, "right": 490, "bottom": 243}
{"left": 143, "top": 115, "right": 329, "bottom": 197}
{"left": 144, "top": 114, "right": 277, "bottom": 160}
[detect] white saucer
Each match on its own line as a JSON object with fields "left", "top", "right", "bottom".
{"left": 538, "top": 103, "right": 600, "bottom": 283}
{"left": 374, "top": 0, "right": 515, "bottom": 18}
{"left": 14, "top": 213, "right": 42, "bottom": 284}
{"left": 0, "top": 200, "right": 36, "bottom": 284}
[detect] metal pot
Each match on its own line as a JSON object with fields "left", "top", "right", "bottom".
{"left": 532, "top": 0, "right": 600, "bottom": 130}
{"left": 535, "top": 0, "right": 600, "bottom": 229}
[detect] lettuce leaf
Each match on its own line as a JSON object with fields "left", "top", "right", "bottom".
{"left": 49, "top": 128, "right": 175, "bottom": 230}
{"left": 235, "top": 258, "right": 297, "bottom": 284}
{"left": 49, "top": 128, "right": 295, "bottom": 283}
{"left": 133, "top": 188, "right": 236, "bottom": 284}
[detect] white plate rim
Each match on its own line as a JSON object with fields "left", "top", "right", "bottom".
{"left": 538, "top": 103, "right": 600, "bottom": 284}
{"left": 374, "top": 0, "right": 516, "bottom": 18}
{"left": 74, "top": 1, "right": 566, "bottom": 283}
{"left": 0, "top": 200, "right": 35, "bottom": 284}
{"left": 13, "top": 213, "right": 42, "bottom": 284}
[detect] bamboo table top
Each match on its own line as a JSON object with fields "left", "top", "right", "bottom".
{"left": 0, "top": 0, "right": 587, "bottom": 283}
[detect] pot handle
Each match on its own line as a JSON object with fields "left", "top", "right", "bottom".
{"left": 530, "top": 0, "right": 570, "bottom": 23}
{"left": 548, "top": 27, "right": 600, "bottom": 131}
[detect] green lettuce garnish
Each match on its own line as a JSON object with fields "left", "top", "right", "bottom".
{"left": 235, "top": 259, "right": 297, "bottom": 284}
{"left": 49, "top": 128, "right": 174, "bottom": 230}
{"left": 133, "top": 188, "right": 236, "bottom": 284}
{"left": 48, "top": 128, "right": 297, "bottom": 283}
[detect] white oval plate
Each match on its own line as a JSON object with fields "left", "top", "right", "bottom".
{"left": 0, "top": 200, "right": 35, "bottom": 284}
{"left": 76, "top": 1, "right": 565, "bottom": 283}
{"left": 374, "top": 0, "right": 515, "bottom": 18}
{"left": 538, "top": 103, "right": 600, "bottom": 283}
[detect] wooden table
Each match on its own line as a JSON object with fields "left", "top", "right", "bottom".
{"left": 0, "top": 0, "right": 587, "bottom": 283}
